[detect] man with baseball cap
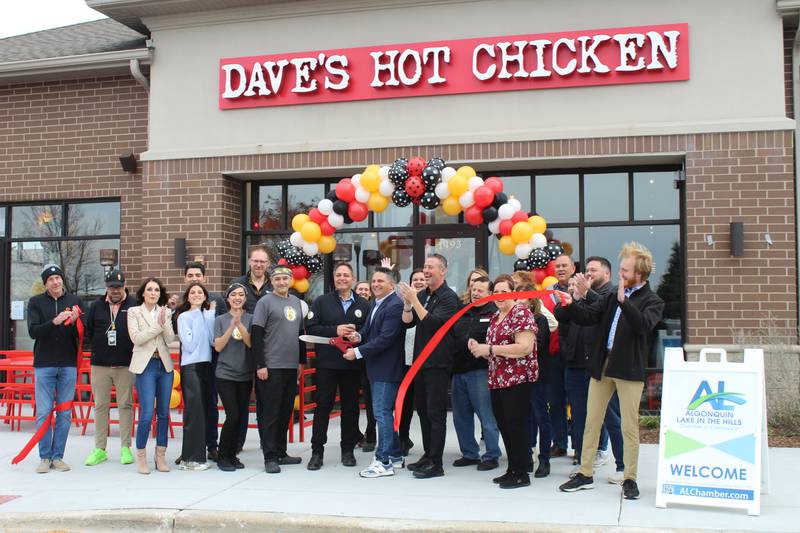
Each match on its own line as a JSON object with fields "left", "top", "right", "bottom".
{"left": 83, "top": 269, "right": 138, "bottom": 467}
{"left": 27, "top": 264, "right": 83, "bottom": 473}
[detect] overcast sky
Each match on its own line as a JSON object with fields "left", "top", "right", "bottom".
{"left": 0, "top": 0, "right": 106, "bottom": 39}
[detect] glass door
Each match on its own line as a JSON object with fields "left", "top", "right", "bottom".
{"left": 415, "top": 228, "right": 483, "bottom": 297}
{"left": 0, "top": 240, "right": 7, "bottom": 349}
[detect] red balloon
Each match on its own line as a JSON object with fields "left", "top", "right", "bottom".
{"left": 277, "top": 258, "right": 288, "bottom": 266}
{"left": 308, "top": 208, "right": 326, "bottom": 224}
{"left": 484, "top": 177, "right": 504, "bottom": 193}
{"left": 405, "top": 176, "right": 425, "bottom": 198}
{"left": 290, "top": 264, "right": 309, "bottom": 280}
{"left": 407, "top": 156, "right": 426, "bottom": 177}
{"left": 473, "top": 185, "right": 495, "bottom": 208}
{"left": 348, "top": 201, "right": 369, "bottom": 222}
{"left": 499, "top": 219, "right": 514, "bottom": 236}
{"left": 319, "top": 220, "right": 335, "bottom": 236}
{"left": 533, "top": 268, "right": 547, "bottom": 284}
{"left": 511, "top": 211, "right": 529, "bottom": 224}
{"left": 336, "top": 178, "right": 356, "bottom": 203}
{"left": 464, "top": 205, "right": 484, "bottom": 226}
{"left": 545, "top": 260, "right": 557, "bottom": 277}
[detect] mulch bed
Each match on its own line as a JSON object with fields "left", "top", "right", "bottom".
{"left": 638, "top": 424, "right": 800, "bottom": 447}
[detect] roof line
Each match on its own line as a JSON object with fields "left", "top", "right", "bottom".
{"left": 0, "top": 47, "right": 151, "bottom": 80}
{"left": 0, "top": 17, "right": 126, "bottom": 42}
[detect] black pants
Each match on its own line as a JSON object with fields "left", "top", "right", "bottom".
{"left": 399, "top": 365, "right": 414, "bottom": 442}
{"left": 204, "top": 353, "right": 219, "bottom": 452}
{"left": 181, "top": 362, "right": 211, "bottom": 463}
{"left": 255, "top": 368, "right": 297, "bottom": 462}
{"left": 237, "top": 382, "right": 261, "bottom": 448}
{"left": 491, "top": 382, "right": 533, "bottom": 474}
{"left": 361, "top": 371, "right": 376, "bottom": 442}
{"left": 311, "top": 368, "right": 361, "bottom": 455}
{"left": 216, "top": 377, "right": 252, "bottom": 461}
{"left": 414, "top": 367, "right": 450, "bottom": 467}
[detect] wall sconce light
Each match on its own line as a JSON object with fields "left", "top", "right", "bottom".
{"left": 705, "top": 234, "right": 714, "bottom": 246}
{"left": 174, "top": 238, "right": 187, "bottom": 267}
{"left": 764, "top": 233, "right": 773, "bottom": 246}
{"left": 730, "top": 222, "right": 744, "bottom": 257}
{"left": 119, "top": 152, "right": 138, "bottom": 173}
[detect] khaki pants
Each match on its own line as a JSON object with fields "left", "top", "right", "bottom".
{"left": 578, "top": 365, "right": 644, "bottom": 481}
{"left": 91, "top": 365, "right": 134, "bottom": 449}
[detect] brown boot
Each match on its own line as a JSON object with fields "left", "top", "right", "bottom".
{"left": 155, "top": 446, "right": 170, "bottom": 472}
{"left": 136, "top": 449, "right": 150, "bottom": 475}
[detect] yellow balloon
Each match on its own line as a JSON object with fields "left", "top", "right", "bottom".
{"left": 172, "top": 371, "right": 181, "bottom": 389}
{"left": 300, "top": 221, "right": 322, "bottom": 242}
{"left": 448, "top": 175, "right": 468, "bottom": 197}
{"left": 318, "top": 235, "right": 337, "bottom": 254}
{"left": 528, "top": 215, "right": 547, "bottom": 234}
{"left": 291, "top": 213, "right": 310, "bottom": 233}
{"left": 541, "top": 275, "right": 558, "bottom": 288}
{"left": 456, "top": 165, "right": 476, "bottom": 179}
{"left": 441, "top": 196, "right": 462, "bottom": 216}
{"left": 169, "top": 390, "right": 181, "bottom": 409}
{"left": 288, "top": 277, "right": 295, "bottom": 288}
{"left": 367, "top": 192, "right": 390, "bottom": 212}
{"left": 361, "top": 171, "right": 381, "bottom": 193}
{"left": 511, "top": 221, "right": 534, "bottom": 244}
{"left": 499, "top": 235, "right": 516, "bottom": 256}
{"left": 293, "top": 278, "right": 310, "bottom": 293}
{"left": 364, "top": 164, "right": 380, "bottom": 175}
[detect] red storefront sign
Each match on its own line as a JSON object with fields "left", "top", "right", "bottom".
{"left": 219, "top": 23, "right": 689, "bottom": 110}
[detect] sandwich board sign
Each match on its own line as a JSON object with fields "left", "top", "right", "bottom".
{"left": 656, "top": 347, "right": 768, "bottom": 516}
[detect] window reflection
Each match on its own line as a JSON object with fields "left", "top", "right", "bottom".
{"left": 584, "top": 173, "right": 628, "bottom": 222}
{"left": 67, "top": 202, "right": 120, "bottom": 236}
{"left": 288, "top": 184, "right": 324, "bottom": 224}
{"left": 0, "top": 207, "right": 5, "bottom": 237}
{"left": 535, "top": 175, "right": 578, "bottom": 223}
{"left": 11, "top": 205, "right": 63, "bottom": 238}
{"left": 634, "top": 171, "right": 680, "bottom": 220}
{"left": 375, "top": 202, "right": 413, "bottom": 227}
{"left": 258, "top": 185, "right": 282, "bottom": 231}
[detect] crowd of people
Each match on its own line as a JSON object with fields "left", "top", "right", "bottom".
{"left": 26, "top": 241, "right": 664, "bottom": 500}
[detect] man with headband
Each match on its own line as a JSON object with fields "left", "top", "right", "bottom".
{"left": 251, "top": 265, "right": 306, "bottom": 474}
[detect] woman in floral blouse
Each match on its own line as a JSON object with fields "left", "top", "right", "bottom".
{"left": 468, "top": 274, "right": 538, "bottom": 489}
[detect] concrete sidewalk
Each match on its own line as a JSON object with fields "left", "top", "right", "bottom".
{"left": 0, "top": 414, "right": 795, "bottom": 532}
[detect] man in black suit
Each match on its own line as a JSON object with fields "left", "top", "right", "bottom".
{"left": 306, "top": 262, "right": 370, "bottom": 470}
{"left": 398, "top": 253, "right": 459, "bottom": 479}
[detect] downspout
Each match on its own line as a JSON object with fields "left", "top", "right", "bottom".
{"left": 129, "top": 57, "right": 149, "bottom": 94}
{"left": 793, "top": 19, "right": 800, "bottom": 340}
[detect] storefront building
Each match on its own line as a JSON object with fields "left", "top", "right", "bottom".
{"left": 1, "top": 0, "right": 798, "bottom": 409}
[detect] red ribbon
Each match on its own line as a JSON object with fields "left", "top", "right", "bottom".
{"left": 393, "top": 290, "right": 564, "bottom": 431}
{"left": 12, "top": 306, "right": 84, "bottom": 464}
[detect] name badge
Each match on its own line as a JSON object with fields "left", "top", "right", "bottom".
{"left": 479, "top": 318, "right": 490, "bottom": 322}
{"left": 354, "top": 309, "right": 363, "bottom": 318}
{"left": 107, "top": 329, "right": 117, "bottom": 346}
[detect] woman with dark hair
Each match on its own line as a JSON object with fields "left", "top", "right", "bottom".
{"left": 213, "top": 283, "right": 253, "bottom": 471}
{"left": 128, "top": 277, "right": 176, "bottom": 475}
{"left": 175, "top": 281, "right": 216, "bottom": 471}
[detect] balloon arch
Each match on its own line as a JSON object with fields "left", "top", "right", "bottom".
{"left": 275, "top": 156, "right": 566, "bottom": 293}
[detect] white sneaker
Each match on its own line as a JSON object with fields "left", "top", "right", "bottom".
{"left": 607, "top": 471, "right": 624, "bottom": 485}
{"left": 595, "top": 449, "right": 610, "bottom": 466}
{"left": 569, "top": 464, "right": 595, "bottom": 479}
{"left": 392, "top": 458, "right": 405, "bottom": 469}
{"left": 359, "top": 460, "right": 394, "bottom": 478}
{"left": 179, "top": 461, "right": 210, "bottom": 471}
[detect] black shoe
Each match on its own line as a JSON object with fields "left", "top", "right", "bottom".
{"left": 402, "top": 438, "right": 414, "bottom": 456}
{"left": 264, "top": 460, "right": 281, "bottom": 474}
{"left": 492, "top": 471, "right": 513, "bottom": 484}
{"left": 174, "top": 454, "right": 182, "bottom": 465}
{"left": 559, "top": 473, "right": 594, "bottom": 492}
{"left": 407, "top": 457, "right": 432, "bottom": 472}
{"left": 413, "top": 463, "right": 444, "bottom": 479}
{"left": 477, "top": 459, "right": 499, "bottom": 471}
{"left": 307, "top": 453, "right": 323, "bottom": 471}
{"left": 526, "top": 460, "right": 534, "bottom": 473}
{"left": 550, "top": 446, "right": 567, "bottom": 458}
{"left": 232, "top": 457, "right": 245, "bottom": 469}
{"left": 341, "top": 451, "right": 356, "bottom": 467}
{"left": 452, "top": 457, "right": 481, "bottom": 467}
{"left": 361, "top": 441, "right": 376, "bottom": 453}
{"left": 622, "top": 479, "right": 640, "bottom": 500}
{"left": 278, "top": 454, "right": 302, "bottom": 465}
{"left": 207, "top": 449, "right": 219, "bottom": 463}
{"left": 499, "top": 472, "right": 530, "bottom": 489}
{"left": 217, "top": 459, "right": 236, "bottom": 472}
{"left": 534, "top": 461, "right": 550, "bottom": 478}
{"left": 237, "top": 445, "right": 244, "bottom": 454}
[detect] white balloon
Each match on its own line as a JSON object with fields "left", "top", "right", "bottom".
{"left": 355, "top": 186, "right": 370, "bottom": 203}
{"left": 468, "top": 176, "right": 484, "bottom": 191}
{"left": 328, "top": 212, "right": 345, "bottom": 228}
{"left": 317, "top": 199, "right": 333, "bottom": 216}
{"left": 498, "top": 203, "right": 515, "bottom": 220}
{"left": 441, "top": 167, "right": 457, "bottom": 182}
{"left": 303, "top": 241, "right": 319, "bottom": 256}
{"left": 530, "top": 232, "right": 548, "bottom": 249}
{"left": 351, "top": 174, "right": 362, "bottom": 187}
{"left": 378, "top": 179, "right": 395, "bottom": 197}
{"left": 434, "top": 182, "right": 450, "bottom": 199}
{"left": 508, "top": 198, "right": 522, "bottom": 212}
{"left": 289, "top": 231, "right": 304, "bottom": 247}
{"left": 459, "top": 190, "right": 475, "bottom": 208}
{"left": 515, "top": 243, "right": 533, "bottom": 259}
{"left": 378, "top": 166, "right": 390, "bottom": 180}
{"left": 488, "top": 219, "right": 502, "bottom": 234}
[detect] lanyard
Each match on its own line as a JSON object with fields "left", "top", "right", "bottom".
{"left": 106, "top": 302, "right": 120, "bottom": 333}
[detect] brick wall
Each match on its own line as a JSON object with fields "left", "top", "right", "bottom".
{"left": 0, "top": 76, "right": 148, "bottom": 282}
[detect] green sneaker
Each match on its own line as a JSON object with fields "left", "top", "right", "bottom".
{"left": 120, "top": 446, "right": 134, "bottom": 465}
{"left": 85, "top": 448, "right": 108, "bottom": 466}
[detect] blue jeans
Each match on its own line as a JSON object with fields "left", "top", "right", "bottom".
{"left": 34, "top": 367, "right": 77, "bottom": 460}
{"left": 135, "top": 358, "right": 173, "bottom": 449}
{"left": 604, "top": 392, "right": 625, "bottom": 471}
{"left": 564, "top": 367, "right": 589, "bottom": 462}
{"left": 528, "top": 380, "right": 551, "bottom": 461}
{"left": 452, "top": 369, "right": 501, "bottom": 461}
{"left": 548, "top": 357, "right": 568, "bottom": 449}
{"left": 371, "top": 381, "right": 402, "bottom": 464}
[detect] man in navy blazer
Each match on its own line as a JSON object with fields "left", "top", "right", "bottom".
{"left": 344, "top": 267, "right": 406, "bottom": 478}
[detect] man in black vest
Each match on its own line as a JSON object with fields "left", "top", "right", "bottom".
{"left": 306, "top": 262, "right": 370, "bottom": 470}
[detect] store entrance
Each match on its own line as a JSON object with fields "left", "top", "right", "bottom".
{"left": 415, "top": 228, "right": 483, "bottom": 295}
{"left": 0, "top": 240, "right": 7, "bottom": 349}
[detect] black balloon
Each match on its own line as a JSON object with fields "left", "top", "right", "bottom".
{"left": 276, "top": 240, "right": 290, "bottom": 255}
{"left": 492, "top": 192, "right": 508, "bottom": 209}
{"left": 546, "top": 243, "right": 564, "bottom": 261}
{"left": 306, "top": 254, "right": 323, "bottom": 273}
{"left": 419, "top": 191, "right": 440, "bottom": 210}
{"left": 343, "top": 212, "right": 354, "bottom": 225}
{"left": 421, "top": 165, "right": 441, "bottom": 190}
{"left": 388, "top": 164, "right": 409, "bottom": 186}
{"left": 393, "top": 157, "right": 408, "bottom": 168}
{"left": 427, "top": 157, "right": 446, "bottom": 170}
{"left": 528, "top": 248, "right": 550, "bottom": 269}
{"left": 392, "top": 188, "right": 411, "bottom": 207}
{"left": 326, "top": 190, "right": 338, "bottom": 202}
{"left": 482, "top": 206, "right": 499, "bottom": 223}
{"left": 514, "top": 259, "right": 530, "bottom": 272}
{"left": 332, "top": 200, "right": 348, "bottom": 215}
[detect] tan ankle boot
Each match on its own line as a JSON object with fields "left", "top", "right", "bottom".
{"left": 155, "top": 446, "right": 170, "bottom": 472}
{"left": 136, "top": 449, "right": 150, "bottom": 475}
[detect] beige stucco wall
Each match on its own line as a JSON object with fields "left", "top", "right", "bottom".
{"left": 142, "top": 0, "right": 792, "bottom": 160}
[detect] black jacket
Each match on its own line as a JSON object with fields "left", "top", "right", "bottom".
{"left": 407, "top": 284, "right": 460, "bottom": 370}
{"left": 85, "top": 293, "right": 137, "bottom": 367}
{"left": 451, "top": 302, "right": 497, "bottom": 374}
{"left": 27, "top": 290, "right": 83, "bottom": 368}
{"left": 534, "top": 313, "right": 551, "bottom": 384}
{"left": 306, "top": 291, "right": 370, "bottom": 370}
{"left": 555, "top": 282, "right": 664, "bottom": 382}
{"left": 555, "top": 281, "right": 613, "bottom": 369}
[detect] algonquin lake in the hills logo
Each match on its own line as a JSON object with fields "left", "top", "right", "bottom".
{"left": 687, "top": 381, "right": 747, "bottom": 411}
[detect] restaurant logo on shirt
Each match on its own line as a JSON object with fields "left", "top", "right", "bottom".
{"left": 284, "top": 306, "right": 298, "bottom": 322}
